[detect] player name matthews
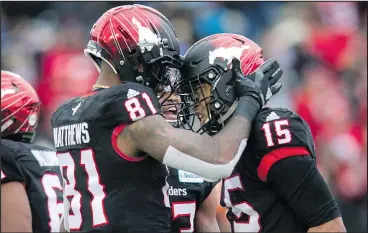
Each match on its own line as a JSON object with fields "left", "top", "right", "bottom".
{"left": 53, "top": 122, "right": 90, "bottom": 148}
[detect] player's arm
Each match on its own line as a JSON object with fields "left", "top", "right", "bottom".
{"left": 2, "top": 181, "right": 32, "bottom": 232}
{"left": 195, "top": 184, "right": 220, "bottom": 232}
{"left": 1, "top": 149, "right": 32, "bottom": 232}
{"left": 125, "top": 113, "right": 249, "bottom": 181}
{"left": 215, "top": 182, "right": 232, "bottom": 232}
{"left": 266, "top": 156, "right": 345, "bottom": 232}
{"left": 307, "top": 218, "right": 345, "bottom": 232}
{"left": 256, "top": 115, "right": 346, "bottom": 232}
{"left": 124, "top": 59, "right": 283, "bottom": 181}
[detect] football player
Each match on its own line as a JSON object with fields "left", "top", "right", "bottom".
{"left": 51, "top": 5, "right": 282, "bottom": 232}
{"left": 1, "top": 71, "right": 63, "bottom": 232}
{"left": 167, "top": 167, "right": 219, "bottom": 232}
{"left": 177, "top": 33, "right": 346, "bottom": 233}
{"left": 160, "top": 91, "right": 220, "bottom": 232}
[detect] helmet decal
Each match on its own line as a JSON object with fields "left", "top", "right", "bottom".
{"left": 209, "top": 45, "right": 250, "bottom": 66}
{"left": 132, "top": 17, "right": 162, "bottom": 53}
{"left": 177, "top": 33, "right": 264, "bottom": 135}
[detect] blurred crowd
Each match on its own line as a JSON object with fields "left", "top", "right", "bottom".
{"left": 1, "top": 2, "right": 367, "bottom": 232}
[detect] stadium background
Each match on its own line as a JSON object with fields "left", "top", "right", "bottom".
{"left": 1, "top": 2, "right": 367, "bottom": 232}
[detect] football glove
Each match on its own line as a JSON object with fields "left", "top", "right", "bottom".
{"left": 233, "top": 58, "right": 283, "bottom": 106}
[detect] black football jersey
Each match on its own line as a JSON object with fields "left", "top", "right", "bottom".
{"left": 167, "top": 167, "right": 216, "bottom": 232}
{"left": 0, "top": 139, "right": 63, "bottom": 233}
{"left": 50, "top": 82, "right": 171, "bottom": 232}
{"left": 221, "top": 107, "right": 316, "bottom": 233}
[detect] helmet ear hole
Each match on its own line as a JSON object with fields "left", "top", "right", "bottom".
{"left": 117, "top": 26, "right": 132, "bottom": 40}
{"left": 84, "top": 50, "right": 102, "bottom": 73}
{"left": 93, "top": 57, "right": 102, "bottom": 67}
{"left": 11, "top": 82, "right": 20, "bottom": 92}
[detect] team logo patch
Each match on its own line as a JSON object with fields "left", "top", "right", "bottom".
{"left": 178, "top": 170, "right": 204, "bottom": 183}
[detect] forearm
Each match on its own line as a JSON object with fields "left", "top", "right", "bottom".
{"left": 211, "top": 96, "right": 259, "bottom": 163}
{"left": 171, "top": 113, "right": 252, "bottom": 165}
{"left": 125, "top": 113, "right": 251, "bottom": 165}
{"left": 194, "top": 186, "right": 221, "bottom": 232}
{"left": 195, "top": 217, "right": 220, "bottom": 232}
{"left": 217, "top": 207, "right": 232, "bottom": 232}
{"left": 195, "top": 202, "right": 221, "bottom": 232}
{"left": 163, "top": 140, "right": 246, "bottom": 181}
{"left": 1, "top": 182, "right": 32, "bottom": 232}
{"left": 212, "top": 115, "right": 252, "bottom": 163}
{"left": 124, "top": 116, "right": 220, "bottom": 163}
{"left": 124, "top": 97, "right": 257, "bottom": 179}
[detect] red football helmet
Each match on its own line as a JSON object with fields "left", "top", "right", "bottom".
{"left": 84, "top": 4, "right": 182, "bottom": 90}
{"left": 178, "top": 33, "right": 265, "bottom": 135}
{"left": 1, "top": 71, "right": 41, "bottom": 142}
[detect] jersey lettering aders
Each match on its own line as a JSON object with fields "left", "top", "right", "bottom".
{"left": 168, "top": 168, "right": 215, "bottom": 233}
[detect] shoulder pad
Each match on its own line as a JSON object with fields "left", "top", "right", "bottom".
{"left": 249, "top": 107, "right": 315, "bottom": 158}
{"left": 0, "top": 140, "right": 27, "bottom": 184}
{"left": 248, "top": 108, "right": 316, "bottom": 182}
{"left": 51, "top": 96, "right": 82, "bottom": 124}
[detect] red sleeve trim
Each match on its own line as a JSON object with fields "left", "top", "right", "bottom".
{"left": 257, "top": 147, "right": 310, "bottom": 182}
{"left": 111, "top": 124, "right": 147, "bottom": 162}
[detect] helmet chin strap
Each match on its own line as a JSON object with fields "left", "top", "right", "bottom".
{"left": 216, "top": 100, "right": 239, "bottom": 125}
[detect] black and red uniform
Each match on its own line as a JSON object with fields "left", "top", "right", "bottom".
{"left": 221, "top": 107, "right": 341, "bottom": 232}
{"left": 51, "top": 83, "right": 171, "bottom": 232}
{"left": 167, "top": 167, "right": 216, "bottom": 232}
{"left": 1, "top": 139, "right": 63, "bottom": 233}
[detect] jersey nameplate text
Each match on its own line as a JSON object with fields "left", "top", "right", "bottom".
{"left": 53, "top": 122, "right": 90, "bottom": 148}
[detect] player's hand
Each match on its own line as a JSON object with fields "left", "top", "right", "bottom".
{"left": 232, "top": 58, "right": 283, "bottom": 106}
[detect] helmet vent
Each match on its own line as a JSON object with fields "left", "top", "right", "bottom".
{"left": 129, "top": 48, "right": 137, "bottom": 55}
{"left": 149, "top": 23, "right": 159, "bottom": 35}
{"left": 117, "top": 26, "right": 132, "bottom": 40}
{"left": 233, "top": 37, "right": 244, "bottom": 43}
{"left": 11, "top": 82, "right": 20, "bottom": 92}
